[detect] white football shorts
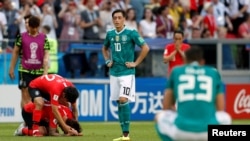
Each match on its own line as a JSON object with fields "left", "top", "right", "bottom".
{"left": 109, "top": 75, "right": 135, "bottom": 102}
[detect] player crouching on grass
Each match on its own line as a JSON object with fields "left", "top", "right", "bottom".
{"left": 14, "top": 102, "right": 82, "bottom": 136}
{"left": 155, "top": 46, "right": 232, "bottom": 141}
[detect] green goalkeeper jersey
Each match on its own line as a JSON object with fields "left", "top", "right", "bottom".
{"left": 103, "top": 26, "right": 145, "bottom": 76}
{"left": 167, "top": 63, "right": 224, "bottom": 132}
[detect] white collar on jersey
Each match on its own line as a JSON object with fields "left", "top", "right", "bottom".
{"left": 115, "top": 25, "right": 126, "bottom": 34}
{"left": 190, "top": 61, "right": 199, "bottom": 66}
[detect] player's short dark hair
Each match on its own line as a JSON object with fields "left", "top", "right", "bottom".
{"left": 65, "top": 118, "right": 82, "bottom": 133}
{"left": 185, "top": 46, "right": 203, "bottom": 62}
{"left": 24, "top": 14, "right": 32, "bottom": 20}
{"left": 174, "top": 29, "right": 184, "bottom": 37}
{"left": 43, "top": 25, "right": 51, "bottom": 33}
{"left": 28, "top": 15, "right": 40, "bottom": 28}
{"left": 112, "top": 9, "right": 126, "bottom": 18}
{"left": 63, "top": 86, "right": 79, "bottom": 103}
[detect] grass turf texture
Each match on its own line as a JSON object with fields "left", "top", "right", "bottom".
{"left": 0, "top": 120, "right": 249, "bottom": 141}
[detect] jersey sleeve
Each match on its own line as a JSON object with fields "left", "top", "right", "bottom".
{"left": 215, "top": 70, "right": 224, "bottom": 94}
{"left": 50, "top": 88, "right": 60, "bottom": 106}
{"left": 163, "top": 45, "right": 170, "bottom": 56}
{"left": 44, "top": 35, "right": 50, "bottom": 51}
{"left": 166, "top": 68, "right": 175, "bottom": 89}
{"left": 49, "top": 111, "right": 57, "bottom": 128}
{"left": 14, "top": 34, "right": 22, "bottom": 47}
{"left": 131, "top": 30, "right": 146, "bottom": 47}
{"left": 103, "top": 31, "right": 110, "bottom": 48}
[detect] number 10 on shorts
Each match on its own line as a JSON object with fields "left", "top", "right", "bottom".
{"left": 123, "top": 87, "right": 130, "bottom": 96}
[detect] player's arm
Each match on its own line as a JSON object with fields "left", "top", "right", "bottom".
{"left": 102, "top": 45, "right": 113, "bottom": 67}
{"left": 102, "top": 45, "right": 110, "bottom": 61}
{"left": 216, "top": 93, "right": 225, "bottom": 111}
{"left": 162, "top": 89, "right": 175, "bottom": 110}
{"left": 71, "top": 102, "right": 78, "bottom": 121}
{"left": 215, "top": 70, "right": 226, "bottom": 111}
{"left": 9, "top": 45, "right": 20, "bottom": 79}
{"left": 163, "top": 49, "right": 177, "bottom": 64}
{"left": 49, "top": 127, "right": 60, "bottom": 136}
{"left": 134, "top": 43, "right": 150, "bottom": 67}
{"left": 127, "top": 32, "right": 150, "bottom": 68}
{"left": 102, "top": 33, "right": 112, "bottom": 67}
{"left": 9, "top": 34, "right": 21, "bottom": 79}
{"left": 43, "top": 37, "right": 50, "bottom": 75}
{"left": 177, "top": 49, "right": 185, "bottom": 59}
{"left": 162, "top": 68, "right": 176, "bottom": 110}
{"left": 51, "top": 104, "right": 77, "bottom": 135}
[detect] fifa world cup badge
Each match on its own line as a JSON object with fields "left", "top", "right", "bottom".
{"left": 115, "top": 35, "right": 119, "bottom": 42}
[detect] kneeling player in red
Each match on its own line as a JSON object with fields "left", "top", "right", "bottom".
{"left": 15, "top": 102, "right": 82, "bottom": 136}
{"left": 28, "top": 74, "right": 79, "bottom": 136}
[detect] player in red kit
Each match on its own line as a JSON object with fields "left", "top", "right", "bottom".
{"left": 28, "top": 74, "right": 79, "bottom": 136}
{"left": 16, "top": 102, "right": 82, "bottom": 136}
{"left": 163, "top": 30, "right": 190, "bottom": 77}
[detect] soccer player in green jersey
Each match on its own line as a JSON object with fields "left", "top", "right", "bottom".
{"left": 102, "top": 9, "right": 150, "bottom": 141}
{"left": 155, "top": 46, "right": 231, "bottom": 141}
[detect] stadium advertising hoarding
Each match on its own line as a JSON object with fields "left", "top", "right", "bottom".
{"left": 75, "top": 78, "right": 166, "bottom": 121}
{"left": 3, "top": 79, "right": 246, "bottom": 122}
{"left": 225, "top": 84, "right": 250, "bottom": 119}
{"left": 0, "top": 85, "right": 22, "bottom": 122}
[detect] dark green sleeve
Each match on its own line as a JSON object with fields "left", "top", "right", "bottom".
{"left": 103, "top": 31, "right": 110, "bottom": 48}
{"left": 215, "top": 70, "right": 224, "bottom": 94}
{"left": 131, "top": 30, "right": 146, "bottom": 47}
{"left": 166, "top": 69, "right": 174, "bottom": 89}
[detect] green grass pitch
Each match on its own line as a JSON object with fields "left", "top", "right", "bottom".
{"left": 0, "top": 120, "right": 249, "bottom": 141}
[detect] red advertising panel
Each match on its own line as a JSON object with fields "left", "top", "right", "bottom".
{"left": 226, "top": 84, "right": 250, "bottom": 119}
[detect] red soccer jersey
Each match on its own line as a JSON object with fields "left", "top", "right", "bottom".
{"left": 29, "top": 74, "right": 74, "bottom": 105}
{"left": 43, "top": 104, "right": 74, "bottom": 128}
{"left": 24, "top": 102, "right": 73, "bottom": 128}
{"left": 163, "top": 43, "right": 190, "bottom": 76}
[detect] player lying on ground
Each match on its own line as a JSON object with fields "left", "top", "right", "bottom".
{"left": 14, "top": 102, "right": 82, "bottom": 136}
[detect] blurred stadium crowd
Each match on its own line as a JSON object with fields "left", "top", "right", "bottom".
{"left": 0, "top": 0, "right": 250, "bottom": 78}
{"left": 1, "top": 0, "right": 250, "bottom": 48}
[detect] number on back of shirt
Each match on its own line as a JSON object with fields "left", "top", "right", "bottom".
{"left": 178, "top": 74, "right": 212, "bottom": 102}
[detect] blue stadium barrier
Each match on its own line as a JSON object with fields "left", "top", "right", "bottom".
{"left": 0, "top": 53, "right": 18, "bottom": 84}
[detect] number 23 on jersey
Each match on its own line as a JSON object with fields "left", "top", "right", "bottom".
{"left": 177, "top": 74, "right": 212, "bottom": 102}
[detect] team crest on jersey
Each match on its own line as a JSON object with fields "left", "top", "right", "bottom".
{"left": 53, "top": 95, "right": 59, "bottom": 101}
{"left": 115, "top": 35, "right": 119, "bottom": 42}
{"left": 122, "top": 35, "right": 127, "bottom": 41}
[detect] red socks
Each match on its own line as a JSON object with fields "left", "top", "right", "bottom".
{"left": 32, "top": 110, "right": 42, "bottom": 131}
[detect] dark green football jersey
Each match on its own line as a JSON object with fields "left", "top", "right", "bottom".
{"left": 103, "top": 27, "right": 145, "bottom": 76}
{"left": 167, "top": 63, "right": 223, "bottom": 132}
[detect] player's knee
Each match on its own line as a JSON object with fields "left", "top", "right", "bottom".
{"left": 216, "top": 111, "right": 232, "bottom": 125}
{"left": 119, "top": 97, "right": 128, "bottom": 103}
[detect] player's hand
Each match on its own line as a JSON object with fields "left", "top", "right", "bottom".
{"left": 107, "top": 61, "right": 113, "bottom": 67}
{"left": 78, "top": 132, "right": 83, "bottom": 136}
{"left": 49, "top": 127, "right": 60, "bottom": 136}
{"left": 67, "top": 127, "right": 78, "bottom": 136}
{"left": 9, "top": 69, "right": 15, "bottom": 80}
{"left": 125, "top": 62, "right": 136, "bottom": 68}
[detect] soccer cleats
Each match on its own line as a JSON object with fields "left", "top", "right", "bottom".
{"left": 13, "top": 122, "right": 25, "bottom": 136}
{"left": 113, "top": 136, "right": 130, "bottom": 141}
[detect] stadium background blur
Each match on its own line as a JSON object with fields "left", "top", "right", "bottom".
{"left": 0, "top": 0, "right": 250, "bottom": 136}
